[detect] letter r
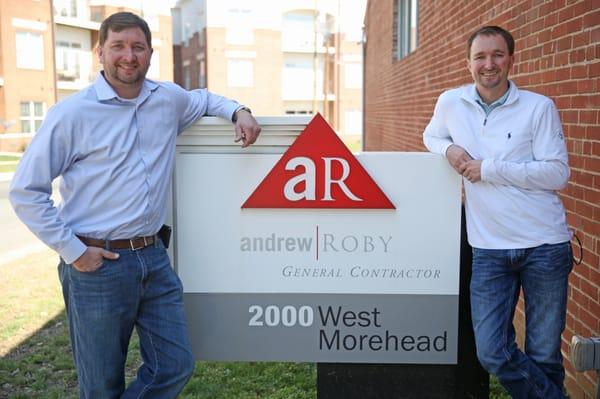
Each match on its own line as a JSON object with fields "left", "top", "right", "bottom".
{"left": 322, "top": 157, "right": 363, "bottom": 202}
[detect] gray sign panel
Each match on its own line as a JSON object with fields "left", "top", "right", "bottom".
{"left": 184, "top": 293, "right": 458, "bottom": 364}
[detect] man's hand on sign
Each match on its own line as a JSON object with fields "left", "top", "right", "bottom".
{"left": 445, "top": 144, "right": 473, "bottom": 174}
{"left": 460, "top": 159, "right": 482, "bottom": 183}
{"left": 234, "top": 110, "right": 261, "bottom": 148}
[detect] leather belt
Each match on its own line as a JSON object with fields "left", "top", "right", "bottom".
{"left": 77, "top": 235, "right": 156, "bottom": 251}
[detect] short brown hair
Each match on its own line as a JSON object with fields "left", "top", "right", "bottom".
{"left": 467, "top": 26, "right": 515, "bottom": 58}
{"left": 98, "top": 12, "right": 152, "bottom": 48}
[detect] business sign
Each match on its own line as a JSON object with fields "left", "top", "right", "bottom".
{"left": 175, "top": 115, "right": 461, "bottom": 363}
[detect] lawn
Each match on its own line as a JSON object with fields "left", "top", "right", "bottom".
{"left": 0, "top": 250, "right": 317, "bottom": 399}
{"left": 0, "top": 250, "right": 510, "bottom": 398}
{"left": 0, "top": 155, "right": 20, "bottom": 173}
{"left": 0, "top": 155, "right": 21, "bottom": 162}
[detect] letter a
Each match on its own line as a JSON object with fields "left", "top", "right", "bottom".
{"left": 284, "top": 157, "right": 316, "bottom": 201}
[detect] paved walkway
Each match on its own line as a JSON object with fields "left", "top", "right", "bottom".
{"left": 0, "top": 172, "right": 13, "bottom": 182}
{"left": 0, "top": 171, "right": 52, "bottom": 266}
{"left": 0, "top": 243, "right": 49, "bottom": 266}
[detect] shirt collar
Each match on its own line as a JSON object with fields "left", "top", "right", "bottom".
{"left": 474, "top": 81, "right": 511, "bottom": 108}
{"left": 94, "top": 72, "right": 159, "bottom": 103}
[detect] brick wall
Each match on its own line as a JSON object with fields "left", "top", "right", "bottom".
{"left": 363, "top": 0, "right": 599, "bottom": 397}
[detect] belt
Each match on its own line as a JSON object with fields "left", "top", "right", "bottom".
{"left": 77, "top": 235, "right": 156, "bottom": 251}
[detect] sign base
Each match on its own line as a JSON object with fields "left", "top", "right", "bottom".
{"left": 316, "top": 207, "right": 489, "bottom": 398}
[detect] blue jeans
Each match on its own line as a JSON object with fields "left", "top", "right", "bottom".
{"left": 58, "top": 240, "right": 195, "bottom": 399}
{"left": 471, "top": 242, "right": 573, "bottom": 399}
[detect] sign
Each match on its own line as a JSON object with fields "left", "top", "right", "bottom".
{"left": 243, "top": 114, "right": 394, "bottom": 209}
{"left": 175, "top": 115, "right": 461, "bottom": 363}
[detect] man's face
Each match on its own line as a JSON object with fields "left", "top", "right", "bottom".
{"left": 97, "top": 27, "right": 152, "bottom": 94}
{"left": 467, "top": 34, "right": 514, "bottom": 94}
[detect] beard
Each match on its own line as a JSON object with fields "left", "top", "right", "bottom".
{"left": 476, "top": 71, "right": 506, "bottom": 89}
{"left": 104, "top": 63, "right": 149, "bottom": 86}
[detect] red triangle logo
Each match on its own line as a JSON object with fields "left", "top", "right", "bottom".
{"left": 242, "top": 114, "right": 395, "bottom": 209}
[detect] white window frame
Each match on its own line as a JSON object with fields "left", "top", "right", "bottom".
{"left": 20, "top": 101, "right": 45, "bottom": 133}
{"left": 395, "top": 0, "right": 418, "bottom": 60}
{"left": 344, "top": 63, "right": 362, "bottom": 89}
{"left": 226, "top": 7, "right": 254, "bottom": 45}
{"left": 227, "top": 59, "right": 254, "bottom": 88}
{"left": 56, "top": 41, "right": 81, "bottom": 81}
{"left": 53, "top": 0, "right": 78, "bottom": 18}
{"left": 16, "top": 31, "right": 45, "bottom": 70}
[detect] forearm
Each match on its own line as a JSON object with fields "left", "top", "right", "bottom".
{"left": 423, "top": 134, "right": 453, "bottom": 156}
{"left": 205, "top": 91, "right": 240, "bottom": 121}
{"left": 481, "top": 158, "right": 570, "bottom": 190}
{"left": 9, "top": 186, "right": 86, "bottom": 263}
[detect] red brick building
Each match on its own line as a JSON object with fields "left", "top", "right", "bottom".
{"left": 363, "top": 1, "right": 598, "bottom": 397}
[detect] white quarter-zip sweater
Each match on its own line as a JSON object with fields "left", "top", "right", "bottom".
{"left": 423, "top": 81, "right": 572, "bottom": 249}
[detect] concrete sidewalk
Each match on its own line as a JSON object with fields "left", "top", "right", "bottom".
{"left": 0, "top": 244, "right": 49, "bottom": 266}
{"left": 0, "top": 171, "right": 52, "bottom": 266}
{"left": 0, "top": 172, "right": 13, "bottom": 182}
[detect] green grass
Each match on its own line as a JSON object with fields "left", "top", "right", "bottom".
{"left": 0, "top": 250, "right": 317, "bottom": 398}
{"left": 0, "top": 155, "right": 21, "bottom": 162}
{"left": 0, "top": 250, "right": 510, "bottom": 398}
{"left": 0, "top": 164, "right": 18, "bottom": 173}
{"left": 181, "top": 362, "right": 316, "bottom": 398}
{"left": 0, "top": 155, "right": 21, "bottom": 173}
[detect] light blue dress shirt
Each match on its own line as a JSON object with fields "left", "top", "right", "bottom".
{"left": 9, "top": 73, "right": 240, "bottom": 264}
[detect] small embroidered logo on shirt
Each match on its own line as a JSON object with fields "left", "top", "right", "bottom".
{"left": 507, "top": 132, "right": 511, "bottom": 139}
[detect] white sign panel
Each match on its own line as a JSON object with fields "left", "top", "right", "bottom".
{"left": 175, "top": 116, "right": 461, "bottom": 363}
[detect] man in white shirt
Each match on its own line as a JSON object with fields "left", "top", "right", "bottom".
{"left": 423, "top": 26, "right": 572, "bottom": 399}
{"left": 10, "top": 12, "right": 260, "bottom": 398}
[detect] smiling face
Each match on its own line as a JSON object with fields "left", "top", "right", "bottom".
{"left": 97, "top": 27, "right": 152, "bottom": 98}
{"left": 467, "top": 34, "right": 514, "bottom": 104}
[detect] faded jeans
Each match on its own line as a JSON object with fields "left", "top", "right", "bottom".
{"left": 58, "top": 239, "right": 195, "bottom": 399}
{"left": 471, "top": 242, "right": 573, "bottom": 399}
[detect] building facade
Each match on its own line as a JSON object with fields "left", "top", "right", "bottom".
{"left": 0, "top": 0, "right": 174, "bottom": 151}
{"left": 363, "top": 1, "right": 598, "bottom": 398}
{"left": 172, "top": 0, "right": 365, "bottom": 140}
{"left": 0, "top": 0, "right": 56, "bottom": 141}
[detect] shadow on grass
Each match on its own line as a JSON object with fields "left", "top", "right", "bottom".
{"left": 0, "top": 311, "right": 77, "bottom": 399}
{"left": 0, "top": 310, "right": 316, "bottom": 399}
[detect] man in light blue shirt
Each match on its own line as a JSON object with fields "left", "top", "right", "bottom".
{"left": 9, "top": 12, "right": 260, "bottom": 398}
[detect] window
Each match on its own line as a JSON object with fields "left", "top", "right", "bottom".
{"left": 16, "top": 31, "right": 44, "bottom": 70}
{"left": 395, "top": 0, "right": 418, "bottom": 59}
{"left": 227, "top": 60, "right": 253, "bottom": 88}
{"left": 282, "top": 12, "right": 319, "bottom": 51}
{"left": 226, "top": 7, "right": 253, "bottom": 45}
{"left": 344, "top": 110, "right": 362, "bottom": 136}
{"left": 20, "top": 101, "right": 45, "bottom": 133}
{"left": 285, "top": 110, "right": 313, "bottom": 115}
{"left": 344, "top": 63, "right": 362, "bottom": 89}
{"left": 198, "top": 60, "right": 206, "bottom": 88}
{"left": 53, "top": 0, "right": 78, "bottom": 18}
{"left": 282, "top": 57, "right": 323, "bottom": 100}
{"left": 183, "top": 66, "right": 191, "bottom": 90}
{"left": 56, "top": 41, "right": 81, "bottom": 81}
